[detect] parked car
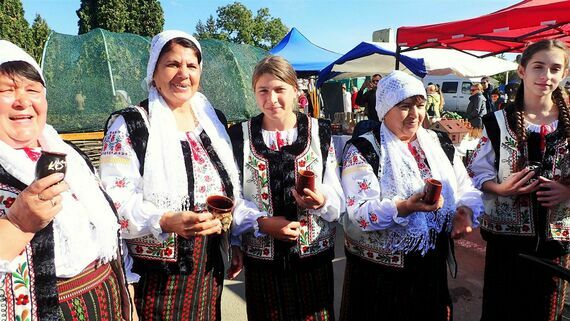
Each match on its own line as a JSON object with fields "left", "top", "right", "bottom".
{"left": 423, "top": 75, "right": 473, "bottom": 113}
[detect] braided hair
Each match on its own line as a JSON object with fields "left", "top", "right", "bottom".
{"left": 513, "top": 39, "right": 570, "bottom": 150}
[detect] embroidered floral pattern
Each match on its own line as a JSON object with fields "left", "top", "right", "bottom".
{"left": 101, "top": 130, "right": 131, "bottom": 157}
{"left": 0, "top": 184, "right": 35, "bottom": 320}
{"left": 127, "top": 234, "right": 177, "bottom": 262}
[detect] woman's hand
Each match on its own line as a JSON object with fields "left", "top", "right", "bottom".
{"left": 227, "top": 246, "right": 243, "bottom": 280}
{"left": 396, "top": 192, "right": 444, "bottom": 217}
{"left": 257, "top": 216, "right": 300, "bottom": 242}
{"left": 486, "top": 168, "right": 539, "bottom": 196}
{"left": 537, "top": 177, "right": 570, "bottom": 208}
{"left": 159, "top": 211, "right": 222, "bottom": 239}
{"left": 451, "top": 206, "right": 474, "bottom": 239}
{"left": 7, "top": 173, "right": 67, "bottom": 233}
{"left": 292, "top": 188, "right": 326, "bottom": 210}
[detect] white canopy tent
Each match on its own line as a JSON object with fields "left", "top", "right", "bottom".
{"left": 318, "top": 41, "right": 518, "bottom": 84}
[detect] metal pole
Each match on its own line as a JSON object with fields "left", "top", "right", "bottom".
{"left": 395, "top": 45, "right": 401, "bottom": 70}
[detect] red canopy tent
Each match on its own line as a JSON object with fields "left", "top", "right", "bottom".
{"left": 396, "top": 0, "right": 570, "bottom": 58}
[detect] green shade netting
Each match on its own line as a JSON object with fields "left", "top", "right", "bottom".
{"left": 42, "top": 28, "right": 266, "bottom": 132}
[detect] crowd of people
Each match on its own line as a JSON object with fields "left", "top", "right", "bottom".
{"left": 0, "top": 31, "right": 568, "bottom": 321}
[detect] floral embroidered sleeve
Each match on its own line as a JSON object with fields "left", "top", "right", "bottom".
{"left": 341, "top": 144, "right": 409, "bottom": 232}
{"left": 466, "top": 129, "right": 497, "bottom": 190}
{"left": 99, "top": 115, "right": 166, "bottom": 240}
{"left": 308, "top": 138, "right": 345, "bottom": 222}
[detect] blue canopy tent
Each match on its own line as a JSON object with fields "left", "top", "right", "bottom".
{"left": 317, "top": 41, "right": 427, "bottom": 87}
{"left": 270, "top": 27, "right": 342, "bottom": 77}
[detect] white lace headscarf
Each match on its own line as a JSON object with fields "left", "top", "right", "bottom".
{"left": 0, "top": 41, "right": 119, "bottom": 266}
{"left": 375, "top": 71, "right": 457, "bottom": 254}
{"left": 142, "top": 30, "right": 241, "bottom": 213}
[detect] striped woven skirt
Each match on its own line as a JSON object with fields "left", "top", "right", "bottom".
{"left": 57, "top": 262, "right": 125, "bottom": 320}
{"left": 134, "top": 236, "right": 224, "bottom": 321}
{"left": 244, "top": 259, "right": 335, "bottom": 321}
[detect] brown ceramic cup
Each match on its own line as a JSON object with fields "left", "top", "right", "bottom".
{"left": 296, "top": 170, "right": 315, "bottom": 195}
{"left": 35, "top": 151, "right": 67, "bottom": 180}
{"left": 206, "top": 195, "right": 234, "bottom": 232}
{"left": 423, "top": 178, "right": 442, "bottom": 205}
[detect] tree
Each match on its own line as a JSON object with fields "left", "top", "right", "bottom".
{"left": 77, "top": 0, "right": 97, "bottom": 34}
{"left": 0, "top": 0, "right": 32, "bottom": 53}
{"left": 125, "top": 0, "right": 164, "bottom": 37}
{"left": 93, "top": 0, "right": 128, "bottom": 33}
{"left": 194, "top": 2, "right": 287, "bottom": 50}
{"left": 30, "top": 14, "right": 51, "bottom": 63}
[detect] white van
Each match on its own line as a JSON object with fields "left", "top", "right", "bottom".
{"left": 423, "top": 75, "right": 473, "bottom": 113}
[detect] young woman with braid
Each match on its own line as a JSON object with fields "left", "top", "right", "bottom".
{"left": 468, "top": 39, "right": 570, "bottom": 321}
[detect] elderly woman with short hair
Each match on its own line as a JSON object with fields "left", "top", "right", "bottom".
{"left": 340, "top": 71, "right": 483, "bottom": 321}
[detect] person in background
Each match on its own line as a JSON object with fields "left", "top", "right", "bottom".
{"left": 342, "top": 83, "right": 352, "bottom": 113}
{"left": 481, "top": 76, "right": 495, "bottom": 113}
{"left": 435, "top": 84, "right": 445, "bottom": 115}
{"left": 490, "top": 88, "right": 505, "bottom": 111}
{"left": 340, "top": 70, "right": 483, "bottom": 321}
{"left": 100, "top": 30, "right": 242, "bottom": 320}
{"left": 356, "top": 74, "right": 382, "bottom": 121}
{"left": 466, "top": 83, "right": 487, "bottom": 136}
{"left": 426, "top": 84, "right": 441, "bottom": 118}
{"left": 0, "top": 40, "right": 131, "bottom": 321}
{"left": 229, "top": 55, "right": 345, "bottom": 321}
{"left": 468, "top": 39, "right": 570, "bottom": 321}
{"left": 351, "top": 86, "right": 360, "bottom": 113}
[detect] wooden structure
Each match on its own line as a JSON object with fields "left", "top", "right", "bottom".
{"left": 430, "top": 119, "right": 470, "bottom": 144}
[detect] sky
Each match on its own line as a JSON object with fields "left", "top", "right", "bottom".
{"left": 21, "top": 0, "right": 520, "bottom": 55}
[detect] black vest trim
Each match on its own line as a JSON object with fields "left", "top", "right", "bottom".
{"left": 228, "top": 123, "right": 245, "bottom": 186}
{"left": 0, "top": 167, "right": 59, "bottom": 320}
{"left": 482, "top": 112, "right": 501, "bottom": 171}
{"left": 317, "top": 118, "right": 331, "bottom": 178}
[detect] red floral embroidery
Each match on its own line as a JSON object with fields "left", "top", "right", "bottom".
{"left": 115, "top": 179, "right": 126, "bottom": 188}
{"left": 119, "top": 219, "right": 129, "bottom": 229}
{"left": 391, "top": 256, "right": 400, "bottom": 263}
{"left": 258, "top": 163, "right": 266, "bottom": 171}
{"left": 163, "top": 248, "right": 173, "bottom": 256}
{"left": 322, "top": 240, "right": 328, "bottom": 247}
{"left": 358, "top": 181, "right": 369, "bottom": 191}
{"left": 299, "top": 219, "right": 307, "bottom": 227}
{"left": 135, "top": 246, "right": 143, "bottom": 254}
{"left": 522, "top": 225, "right": 530, "bottom": 232}
{"left": 261, "top": 193, "right": 269, "bottom": 200}
{"left": 299, "top": 160, "right": 306, "bottom": 168}
{"left": 3, "top": 197, "right": 15, "bottom": 208}
{"left": 366, "top": 251, "right": 373, "bottom": 258}
{"left": 114, "top": 202, "right": 121, "bottom": 210}
{"left": 347, "top": 197, "right": 355, "bottom": 207}
{"left": 263, "top": 248, "right": 269, "bottom": 256}
{"left": 15, "top": 294, "right": 29, "bottom": 305}
{"left": 302, "top": 246, "right": 309, "bottom": 253}
{"left": 114, "top": 142, "right": 122, "bottom": 151}
{"left": 370, "top": 213, "right": 378, "bottom": 223}
{"left": 563, "top": 230, "right": 569, "bottom": 237}
{"left": 358, "top": 218, "right": 368, "bottom": 229}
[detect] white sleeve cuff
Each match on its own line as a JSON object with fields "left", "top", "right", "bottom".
{"left": 252, "top": 212, "right": 269, "bottom": 237}
{"left": 148, "top": 212, "right": 169, "bottom": 242}
{"left": 0, "top": 258, "right": 19, "bottom": 274}
{"left": 389, "top": 198, "right": 409, "bottom": 226}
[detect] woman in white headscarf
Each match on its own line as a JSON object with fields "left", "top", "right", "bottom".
{"left": 339, "top": 70, "right": 483, "bottom": 321}
{"left": 100, "top": 30, "right": 243, "bottom": 320}
{"left": 0, "top": 41, "right": 131, "bottom": 320}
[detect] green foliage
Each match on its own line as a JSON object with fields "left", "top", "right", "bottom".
{"left": 77, "top": 0, "right": 164, "bottom": 36}
{"left": 0, "top": 0, "right": 32, "bottom": 52}
{"left": 30, "top": 15, "right": 50, "bottom": 63}
{"left": 194, "top": 1, "right": 287, "bottom": 50}
{"left": 0, "top": 0, "right": 50, "bottom": 63}
{"left": 125, "top": 0, "right": 164, "bottom": 37}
